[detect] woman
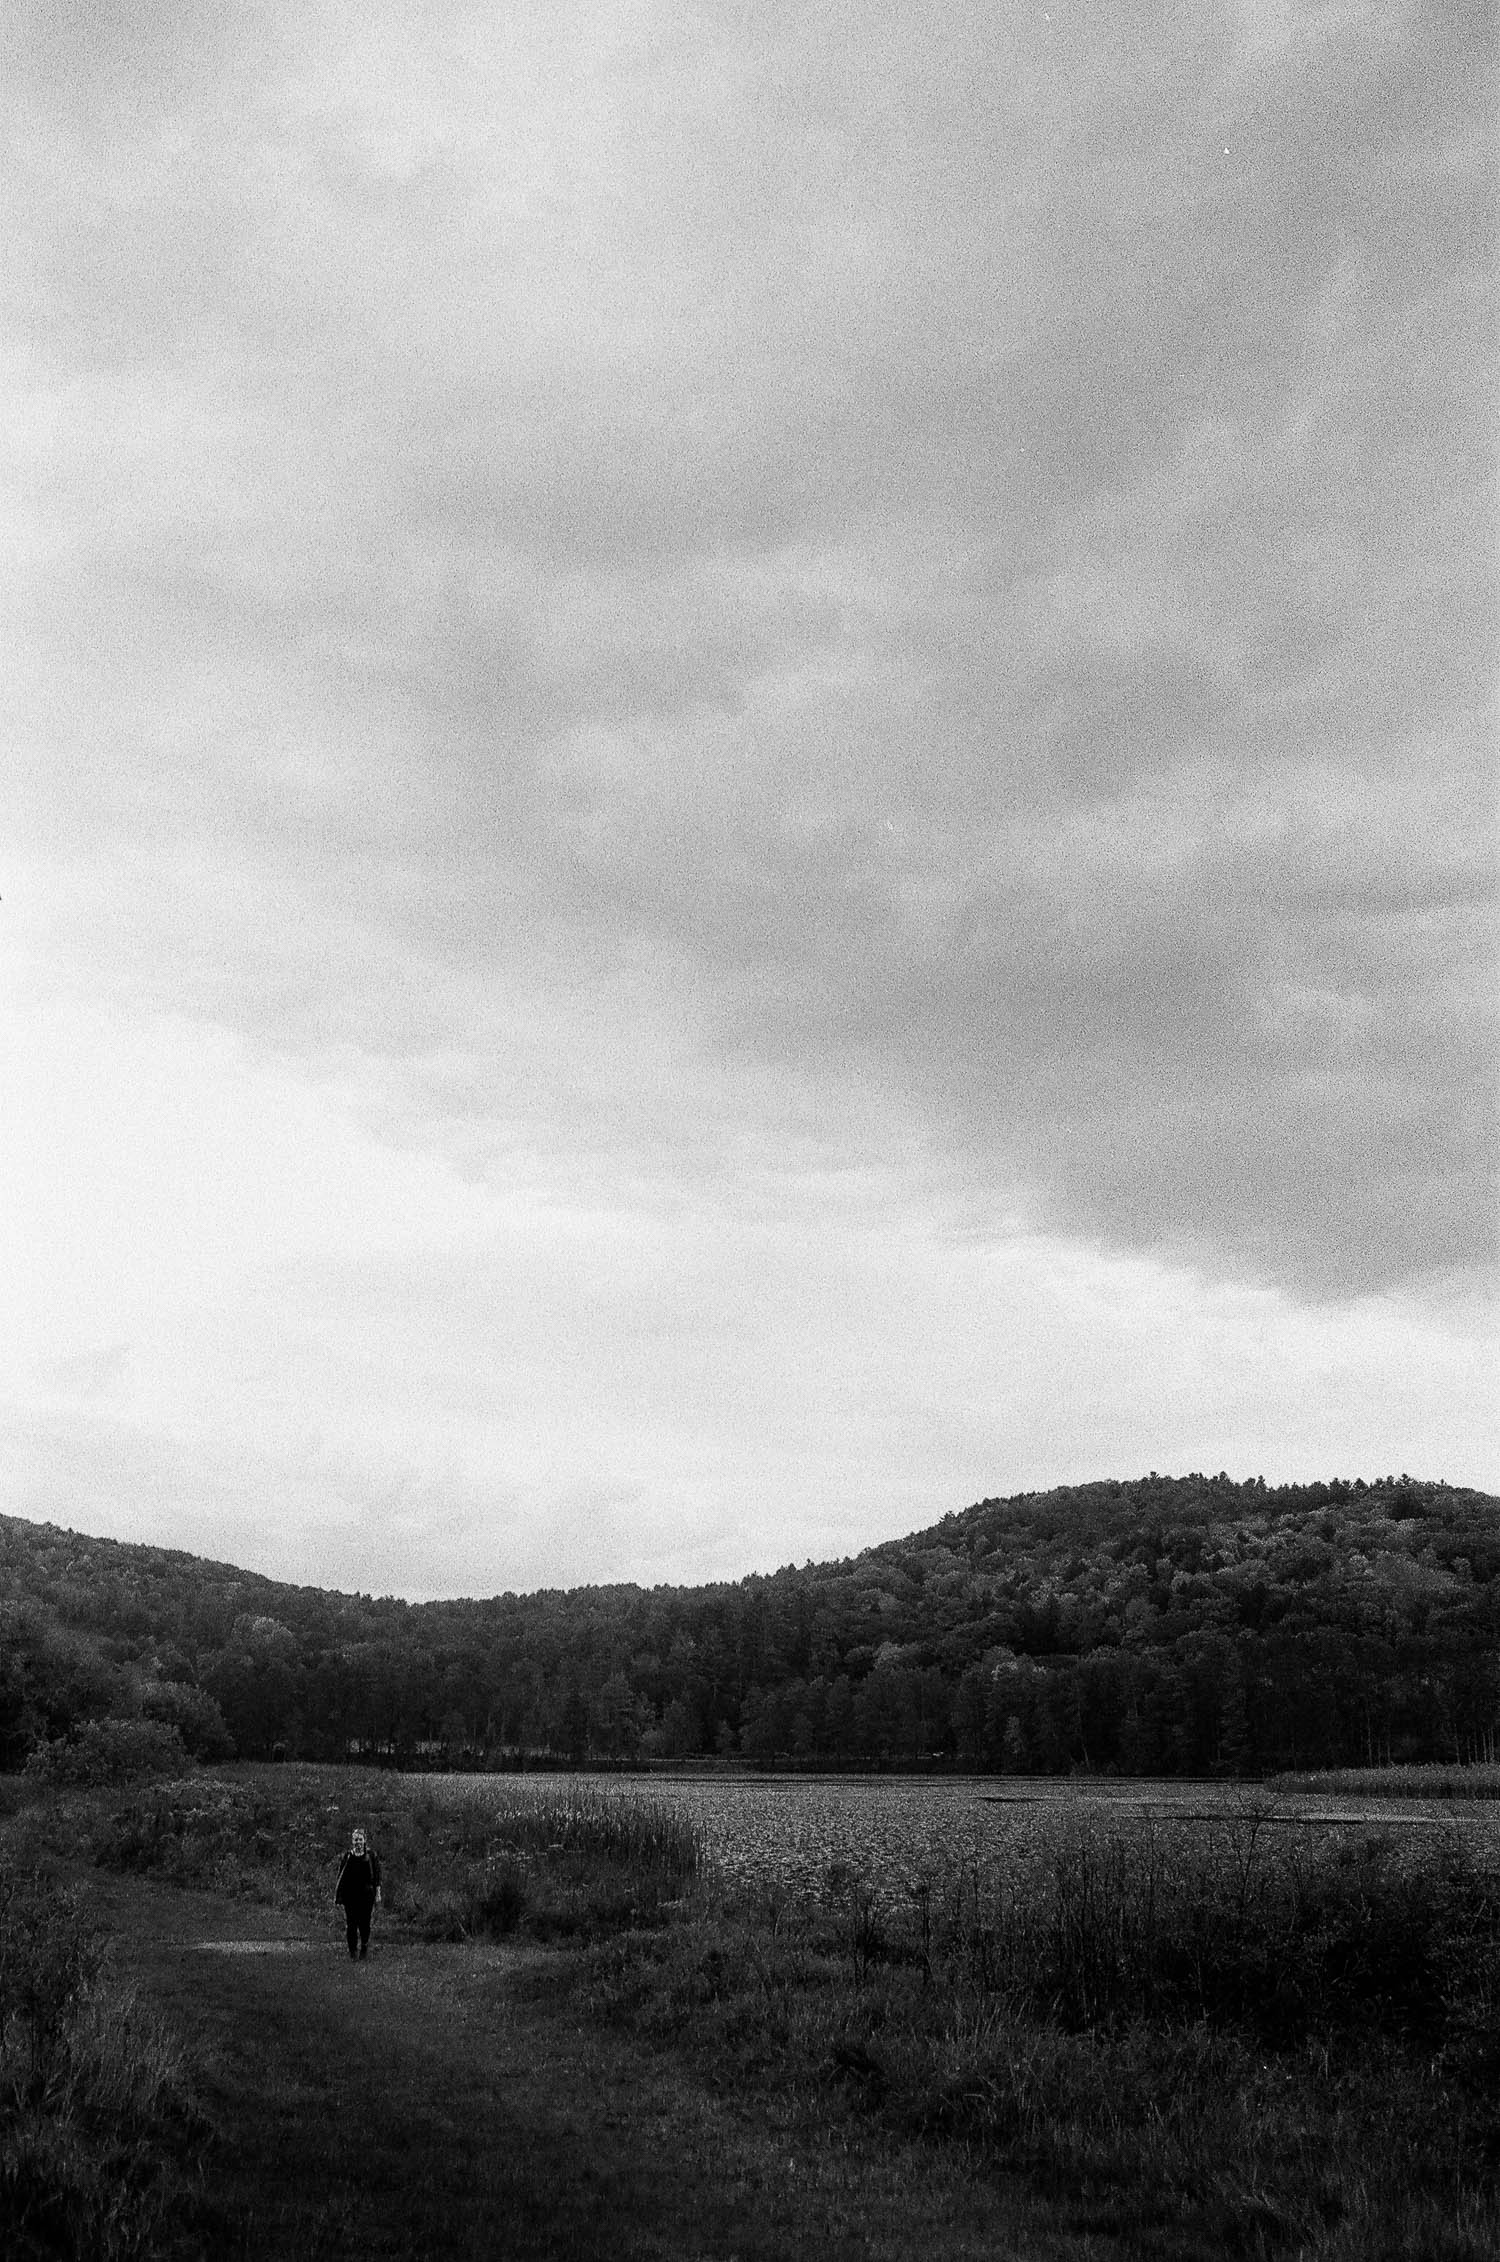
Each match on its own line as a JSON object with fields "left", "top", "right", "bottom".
{"left": 334, "top": 1826, "right": 382, "bottom": 1959}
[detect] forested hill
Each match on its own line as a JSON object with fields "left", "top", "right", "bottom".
{"left": 4, "top": 1472, "right": 1498, "bottom": 1778}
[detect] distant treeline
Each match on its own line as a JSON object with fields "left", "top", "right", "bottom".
{"left": 3, "top": 1473, "right": 1498, "bottom": 1777}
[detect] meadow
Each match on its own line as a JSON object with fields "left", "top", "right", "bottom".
{"left": 4, "top": 1765, "right": 1500, "bottom": 2259}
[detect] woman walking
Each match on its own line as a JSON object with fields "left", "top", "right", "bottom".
{"left": 334, "top": 1827, "right": 382, "bottom": 1959}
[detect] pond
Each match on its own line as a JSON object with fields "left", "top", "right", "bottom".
{"left": 413, "top": 1772, "right": 1492, "bottom": 1903}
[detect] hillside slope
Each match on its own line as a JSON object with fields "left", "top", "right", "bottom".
{"left": 3, "top": 1472, "right": 1497, "bottom": 1774}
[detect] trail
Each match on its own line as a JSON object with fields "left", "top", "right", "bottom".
{"left": 88, "top": 1875, "right": 1057, "bottom": 2262}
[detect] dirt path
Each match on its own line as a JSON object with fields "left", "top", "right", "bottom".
{"left": 89, "top": 1875, "right": 1074, "bottom": 2262}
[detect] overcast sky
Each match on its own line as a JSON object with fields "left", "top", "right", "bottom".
{"left": 3, "top": 1, "right": 1495, "bottom": 1601}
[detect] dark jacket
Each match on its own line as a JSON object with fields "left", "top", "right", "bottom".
{"left": 335, "top": 1849, "right": 381, "bottom": 1908}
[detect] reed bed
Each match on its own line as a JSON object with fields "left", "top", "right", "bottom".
{"left": 418, "top": 1780, "right": 705, "bottom": 1879}
{"left": 1273, "top": 1761, "right": 1500, "bottom": 1801}
{"left": 399, "top": 1781, "right": 705, "bottom": 1941}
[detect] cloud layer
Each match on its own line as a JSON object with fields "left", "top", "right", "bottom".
{"left": 2, "top": 2, "right": 1494, "bottom": 1589}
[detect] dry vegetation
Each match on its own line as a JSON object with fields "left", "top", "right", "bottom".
{"left": 4, "top": 1765, "right": 1500, "bottom": 2258}
{"left": 0, "top": 1860, "right": 204, "bottom": 2259}
{"left": 1273, "top": 1762, "right": 1500, "bottom": 1801}
{"left": 581, "top": 1801, "right": 1500, "bottom": 2259}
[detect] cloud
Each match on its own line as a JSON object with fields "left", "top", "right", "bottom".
{"left": 0, "top": 1, "right": 1493, "bottom": 1588}
{"left": 40, "top": 1344, "right": 131, "bottom": 1406}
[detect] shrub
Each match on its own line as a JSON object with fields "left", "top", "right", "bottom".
{"left": 138, "top": 1682, "right": 235, "bottom": 1763}
{"left": 411, "top": 1890, "right": 469, "bottom": 1943}
{"left": 409, "top": 1858, "right": 529, "bottom": 1943}
{"left": 469, "top": 1855, "right": 528, "bottom": 1936}
{"left": 24, "top": 1721, "right": 188, "bottom": 1789}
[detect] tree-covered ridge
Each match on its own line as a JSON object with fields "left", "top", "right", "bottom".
{"left": 2, "top": 1473, "right": 1497, "bottom": 1776}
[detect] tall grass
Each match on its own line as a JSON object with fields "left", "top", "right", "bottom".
{"left": 400, "top": 1782, "right": 704, "bottom": 1941}
{"left": 584, "top": 1811, "right": 1500, "bottom": 2257}
{"left": 423, "top": 1781, "right": 704, "bottom": 1877}
{"left": 77, "top": 1766, "right": 705, "bottom": 1943}
{"left": 0, "top": 1862, "right": 201, "bottom": 2260}
{"left": 1273, "top": 1761, "right": 1500, "bottom": 1800}
{"left": 901, "top": 1810, "right": 1500, "bottom": 2038}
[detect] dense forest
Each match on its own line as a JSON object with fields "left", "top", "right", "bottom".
{"left": 3, "top": 1473, "right": 1498, "bottom": 1778}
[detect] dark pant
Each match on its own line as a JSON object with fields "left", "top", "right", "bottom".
{"left": 344, "top": 1899, "right": 373, "bottom": 1957}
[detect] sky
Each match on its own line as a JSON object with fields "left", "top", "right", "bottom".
{"left": 2, "top": 0, "right": 1495, "bottom": 1601}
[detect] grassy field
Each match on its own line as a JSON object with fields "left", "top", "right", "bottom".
{"left": 4, "top": 1766, "right": 1500, "bottom": 2259}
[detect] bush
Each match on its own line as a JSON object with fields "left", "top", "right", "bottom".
{"left": 469, "top": 1855, "right": 528, "bottom": 1936}
{"left": 90, "top": 1780, "right": 236, "bottom": 1886}
{"left": 25, "top": 1721, "right": 188, "bottom": 1789}
{"left": 138, "top": 1683, "right": 234, "bottom": 1763}
{"left": 409, "top": 1857, "right": 529, "bottom": 1943}
{"left": 411, "top": 1890, "right": 470, "bottom": 1943}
